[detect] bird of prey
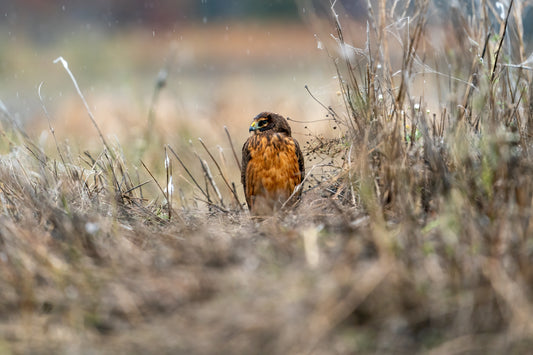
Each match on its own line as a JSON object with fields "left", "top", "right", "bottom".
{"left": 241, "top": 112, "right": 305, "bottom": 215}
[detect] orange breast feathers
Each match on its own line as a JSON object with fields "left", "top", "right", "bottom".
{"left": 243, "top": 133, "right": 303, "bottom": 212}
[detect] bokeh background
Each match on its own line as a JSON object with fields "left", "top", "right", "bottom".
{"left": 0, "top": 1, "right": 369, "bottom": 156}
{"left": 5, "top": 0, "right": 532, "bottom": 151}
{"left": 3, "top": 0, "right": 533, "bottom": 198}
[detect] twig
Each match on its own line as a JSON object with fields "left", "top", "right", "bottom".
{"left": 198, "top": 138, "right": 242, "bottom": 209}
{"left": 194, "top": 197, "right": 230, "bottom": 214}
{"left": 281, "top": 164, "right": 329, "bottom": 210}
{"left": 224, "top": 126, "right": 241, "bottom": 171}
{"left": 122, "top": 180, "right": 151, "bottom": 195}
{"left": 165, "top": 147, "right": 173, "bottom": 221}
{"left": 37, "top": 82, "right": 70, "bottom": 178}
{"left": 304, "top": 85, "right": 340, "bottom": 120}
{"left": 141, "top": 160, "right": 167, "bottom": 202}
{"left": 104, "top": 151, "right": 123, "bottom": 202}
{"left": 140, "top": 68, "right": 169, "bottom": 157}
{"left": 53, "top": 56, "right": 114, "bottom": 158}
{"left": 167, "top": 145, "right": 210, "bottom": 200}
{"left": 198, "top": 157, "right": 223, "bottom": 207}
{"left": 491, "top": 0, "right": 514, "bottom": 82}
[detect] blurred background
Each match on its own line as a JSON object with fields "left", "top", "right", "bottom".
{"left": 0, "top": 0, "right": 370, "bottom": 156}
{"left": 2, "top": 0, "right": 532, "bottom": 161}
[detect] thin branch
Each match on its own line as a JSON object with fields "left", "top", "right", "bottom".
{"left": 198, "top": 158, "right": 223, "bottom": 208}
{"left": 224, "top": 126, "right": 241, "bottom": 171}
{"left": 141, "top": 160, "right": 167, "bottom": 202}
{"left": 122, "top": 180, "right": 151, "bottom": 195}
{"left": 53, "top": 56, "right": 114, "bottom": 158}
{"left": 198, "top": 138, "right": 243, "bottom": 209}
{"left": 37, "top": 81, "right": 70, "bottom": 177}
{"left": 167, "top": 145, "right": 209, "bottom": 200}
{"left": 491, "top": 0, "right": 514, "bottom": 82}
{"left": 165, "top": 147, "right": 173, "bottom": 221}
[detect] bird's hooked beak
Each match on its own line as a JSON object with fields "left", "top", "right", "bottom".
{"left": 249, "top": 120, "right": 258, "bottom": 133}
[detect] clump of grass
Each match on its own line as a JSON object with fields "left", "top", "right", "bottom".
{"left": 300, "top": 0, "right": 533, "bottom": 352}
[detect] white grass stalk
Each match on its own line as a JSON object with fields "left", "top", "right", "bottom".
{"left": 53, "top": 56, "right": 112, "bottom": 156}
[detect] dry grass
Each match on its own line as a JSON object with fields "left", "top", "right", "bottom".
{"left": 1, "top": 1, "right": 533, "bottom": 354}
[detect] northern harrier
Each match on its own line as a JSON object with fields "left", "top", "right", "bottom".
{"left": 241, "top": 112, "right": 305, "bottom": 215}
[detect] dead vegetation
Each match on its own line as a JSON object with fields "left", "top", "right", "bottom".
{"left": 1, "top": 0, "right": 533, "bottom": 354}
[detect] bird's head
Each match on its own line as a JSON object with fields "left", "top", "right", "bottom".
{"left": 248, "top": 112, "right": 292, "bottom": 136}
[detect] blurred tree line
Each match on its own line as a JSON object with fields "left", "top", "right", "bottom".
{"left": 3, "top": 0, "right": 369, "bottom": 28}
{"left": 5, "top": 0, "right": 301, "bottom": 27}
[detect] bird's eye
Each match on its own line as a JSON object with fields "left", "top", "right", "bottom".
{"left": 258, "top": 120, "right": 268, "bottom": 127}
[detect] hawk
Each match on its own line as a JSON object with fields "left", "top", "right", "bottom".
{"left": 241, "top": 112, "right": 305, "bottom": 215}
